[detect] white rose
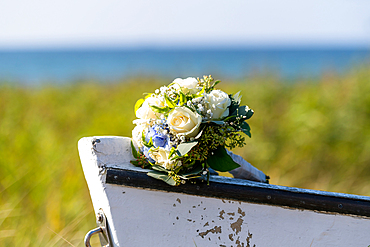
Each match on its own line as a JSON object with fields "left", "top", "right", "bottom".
{"left": 167, "top": 107, "right": 202, "bottom": 137}
{"left": 172, "top": 77, "right": 200, "bottom": 94}
{"left": 206, "top": 89, "right": 231, "bottom": 120}
{"left": 149, "top": 147, "right": 176, "bottom": 170}
{"left": 131, "top": 123, "right": 148, "bottom": 149}
{"left": 136, "top": 95, "right": 165, "bottom": 120}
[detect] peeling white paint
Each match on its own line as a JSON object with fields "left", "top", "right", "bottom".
{"left": 79, "top": 136, "right": 370, "bottom": 247}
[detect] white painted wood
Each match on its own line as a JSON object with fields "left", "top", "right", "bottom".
{"left": 78, "top": 136, "right": 370, "bottom": 247}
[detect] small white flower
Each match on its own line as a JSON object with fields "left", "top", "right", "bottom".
{"left": 205, "top": 89, "right": 231, "bottom": 120}
{"left": 197, "top": 104, "right": 204, "bottom": 112}
{"left": 149, "top": 147, "right": 176, "bottom": 170}
{"left": 179, "top": 135, "right": 186, "bottom": 142}
{"left": 172, "top": 77, "right": 200, "bottom": 94}
{"left": 160, "top": 86, "right": 168, "bottom": 94}
{"left": 155, "top": 89, "right": 159, "bottom": 94}
{"left": 192, "top": 97, "right": 201, "bottom": 104}
{"left": 131, "top": 123, "right": 148, "bottom": 149}
{"left": 206, "top": 109, "right": 213, "bottom": 119}
{"left": 136, "top": 95, "right": 165, "bottom": 120}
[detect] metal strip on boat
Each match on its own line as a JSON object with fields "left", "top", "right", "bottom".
{"left": 106, "top": 168, "right": 370, "bottom": 217}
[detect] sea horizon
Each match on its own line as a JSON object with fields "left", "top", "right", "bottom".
{"left": 1, "top": 46, "right": 369, "bottom": 85}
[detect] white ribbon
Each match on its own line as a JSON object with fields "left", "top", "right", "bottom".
{"left": 226, "top": 149, "right": 268, "bottom": 183}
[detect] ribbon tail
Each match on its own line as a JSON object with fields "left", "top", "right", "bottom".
{"left": 226, "top": 149, "right": 269, "bottom": 183}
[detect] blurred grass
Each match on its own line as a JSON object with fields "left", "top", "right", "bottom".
{"left": 1, "top": 68, "right": 370, "bottom": 246}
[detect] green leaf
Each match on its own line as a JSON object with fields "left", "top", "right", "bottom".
{"left": 147, "top": 171, "right": 177, "bottom": 186}
{"left": 205, "top": 80, "right": 220, "bottom": 93}
{"left": 207, "top": 120, "right": 225, "bottom": 125}
{"left": 242, "top": 129, "right": 251, "bottom": 138}
{"left": 142, "top": 133, "right": 153, "bottom": 148}
{"left": 207, "top": 146, "right": 240, "bottom": 172}
{"left": 130, "top": 140, "right": 139, "bottom": 159}
{"left": 141, "top": 131, "right": 146, "bottom": 143}
{"left": 223, "top": 115, "right": 235, "bottom": 122}
{"left": 180, "top": 164, "right": 203, "bottom": 178}
{"left": 213, "top": 80, "right": 220, "bottom": 88}
{"left": 134, "top": 98, "right": 145, "bottom": 114}
{"left": 195, "top": 86, "right": 205, "bottom": 96}
{"left": 150, "top": 105, "right": 170, "bottom": 114}
{"left": 168, "top": 147, "right": 177, "bottom": 158}
{"left": 209, "top": 80, "right": 220, "bottom": 92}
{"left": 226, "top": 105, "right": 254, "bottom": 123}
{"left": 176, "top": 141, "right": 198, "bottom": 156}
{"left": 241, "top": 121, "right": 251, "bottom": 131}
{"left": 170, "top": 155, "right": 181, "bottom": 161}
{"left": 142, "top": 142, "right": 152, "bottom": 148}
{"left": 151, "top": 165, "right": 168, "bottom": 172}
{"left": 241, "top": 122, "right": 251, "bottom": 137}
{"left": 179, "top": 91, "right": 187, "bottom": 106}
{"left": 130, "top": 160, "right": 140, "bottom": 166}
{"left": 231, "top": 106, "right": 254, "bottom": 120}
{"left": 178, "top": 174, "right": 201, "bottom": 180}
{"left": 227, "top": 96, "right": 238, "bottom": 116}
{"left": 164, "top": 94, "right": 176, "bottom": 108}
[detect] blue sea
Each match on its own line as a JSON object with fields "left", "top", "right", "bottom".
{"left": 0, "top": 48, "right": 369, "bottom": 84}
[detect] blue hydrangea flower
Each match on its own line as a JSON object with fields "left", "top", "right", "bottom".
{"left": 142, "top": 146, "right": 155, "bottom": 164}
{"left": 141, "top": 124, "right": 171, "bottom": 162}
{"left": 146, "top": 125, "right": 170, "bottom": 150}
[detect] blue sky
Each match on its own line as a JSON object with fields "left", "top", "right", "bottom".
{"left": 1, "top": 0, "right": 370, "bottom": 49}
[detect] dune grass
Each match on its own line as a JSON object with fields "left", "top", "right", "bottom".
{"left": 1, "top": 68, "right": 370, "bottom": 246}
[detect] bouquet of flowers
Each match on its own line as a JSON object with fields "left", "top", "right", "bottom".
{"left": 131, "top": 75, "right": 268, "bottom": 186}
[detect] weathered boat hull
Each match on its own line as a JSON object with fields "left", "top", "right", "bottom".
{"left": 79, "top": 136, "right": 370, "bottom": 247}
